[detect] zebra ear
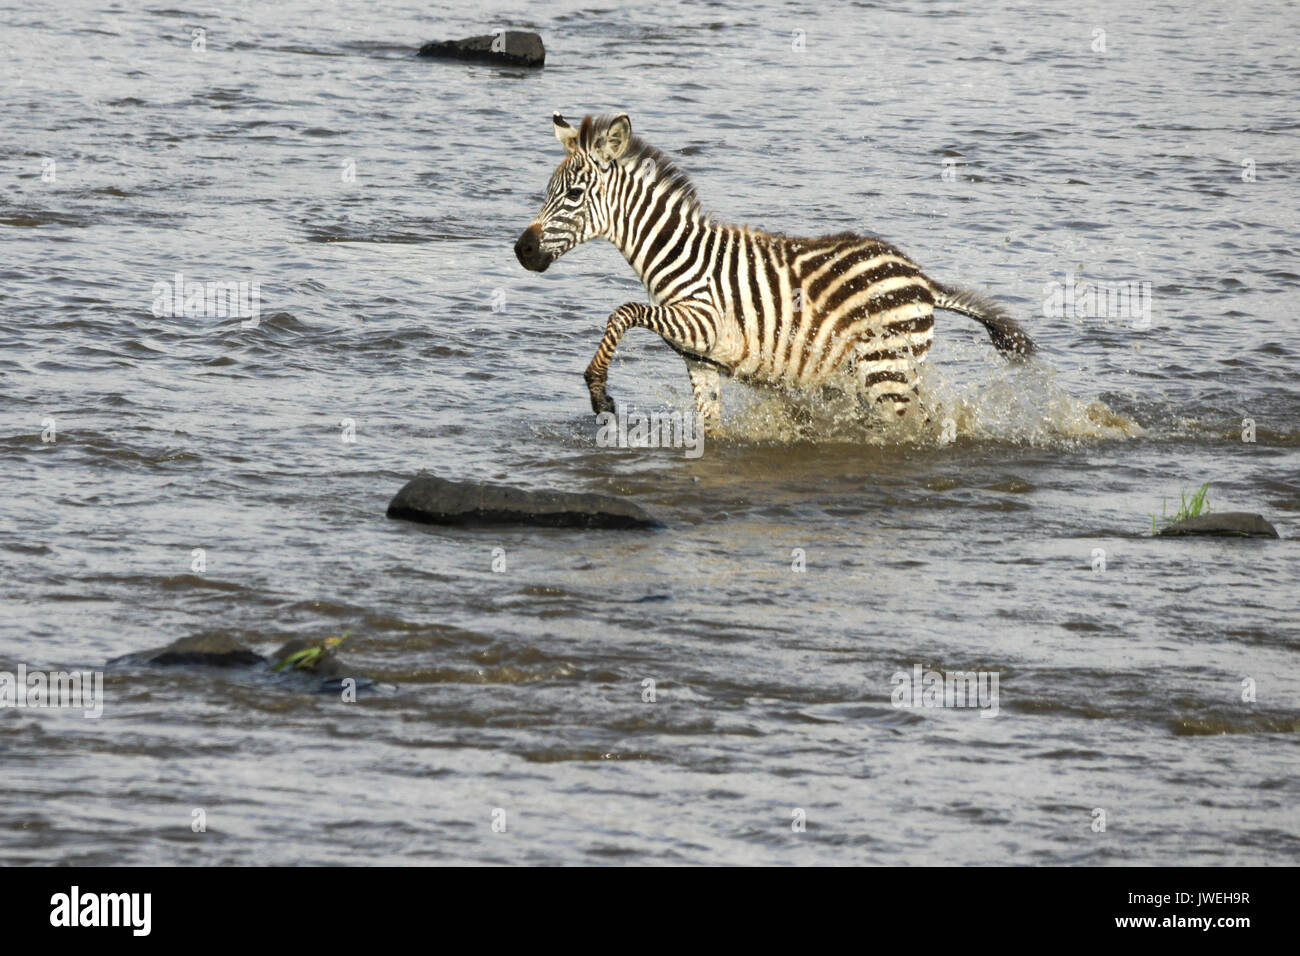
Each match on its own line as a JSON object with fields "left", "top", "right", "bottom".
{"left": 553, "top": 112, "right": 579, "bottom": 154}
{"left": 595, "top": 114, "right": 632, "bottom": 162}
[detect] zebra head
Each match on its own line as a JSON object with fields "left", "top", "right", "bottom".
{"left": 514, "top": 112, "right": 633, "bottom": 272}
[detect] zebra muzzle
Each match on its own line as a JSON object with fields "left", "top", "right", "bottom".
{"left": 514, "top": 225, "right": 552, "bottom": 272}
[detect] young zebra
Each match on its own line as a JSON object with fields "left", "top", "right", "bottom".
{"left": 514, "top": 112, "right": 1034, "bottom": 430}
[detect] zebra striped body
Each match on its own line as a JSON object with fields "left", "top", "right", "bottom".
{"left": 642, "top": 227, "right": 937, "bottom": 400}
{"left": 515, "top": 113, "right": 1033, "bottom": 428}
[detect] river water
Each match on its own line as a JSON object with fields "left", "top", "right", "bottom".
{"left": 2, "top": 0, "right": 1297, "bottom": 864}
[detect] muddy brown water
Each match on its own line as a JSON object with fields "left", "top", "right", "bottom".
{"left": 1, "top": 0, "right": 1297, "bottom": 864}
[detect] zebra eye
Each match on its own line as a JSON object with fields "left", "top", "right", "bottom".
{"left": 566, "top": 186, "right": 585, "bottom": 200}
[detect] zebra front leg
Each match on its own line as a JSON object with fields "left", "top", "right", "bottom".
{"left": 583, "top": 302, "right": 718, "bottom": 417}
{"left": 584, "top": 305, "right": 639, "bottom": 415}
{"left": 584, "top": 357, "right": 617, "bottom": 416}
{"left": 685, "top": 358, "right": 722, "bottom": 432}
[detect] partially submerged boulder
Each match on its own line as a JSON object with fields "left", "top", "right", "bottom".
{"left": 110, "top": 635, "right": 371, "bottom": 694}
{"left": 386, "top": 472, "right": 659, "bottom": 529}
{"left": 416, "top": 31, "right": 544, "bottom": 68}
{"left": 1157, "top": 512, "right": 1280, "bottom": 538}
{"left": 111, "top": 633, "right": 265, "bottom": 668}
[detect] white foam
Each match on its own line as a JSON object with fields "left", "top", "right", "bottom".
{"left": 716, "top": 360, "right": 1144, "bottom": 445}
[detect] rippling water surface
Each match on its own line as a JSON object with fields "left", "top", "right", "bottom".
{"left": 2, "top": 0, "right": 1298, "bottom": 864}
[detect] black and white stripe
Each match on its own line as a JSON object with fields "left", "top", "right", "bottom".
{"left": 514, "top": 113, "right": 1035, "bottom": 428}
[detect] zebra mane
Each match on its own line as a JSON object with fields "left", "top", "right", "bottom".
{"left": 577, "top": 114, "right": 704, "bottom": 218}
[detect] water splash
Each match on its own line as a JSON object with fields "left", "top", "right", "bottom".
{"left": 717, "top": 360, "right": 1144, "bottom": 445}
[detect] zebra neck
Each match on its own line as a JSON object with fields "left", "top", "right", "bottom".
{"left": 606, "top": 182, "right": 716, "bottom": 302}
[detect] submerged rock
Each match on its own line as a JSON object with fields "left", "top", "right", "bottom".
{"left": 110, "top": 635, "right": 372, "bottom": 694}
{"left": 1157, "top": 512, "right": 1280, "bottom": 538}
{"left": 112, "top": 633, "right": 266, "bottom": 668}
{"left": 386, "top": 472, "right": 659, "bottom": 529}
{"left": 416, "top": 31, "right": 544, "bottom": 68}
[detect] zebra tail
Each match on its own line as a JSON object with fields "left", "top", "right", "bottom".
{"left": 931, "top": 283, "right": 1036, "bottom": 358}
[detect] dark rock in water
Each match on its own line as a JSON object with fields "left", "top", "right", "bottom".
{"left": 111, "top": 634, "right": 374, "bottom": 695}
{"left": 1157, "top": 512, "right": 1280, "bottom": 538}
{"left": 112, "top": 634, "right": 266, "bottom": 668}
{"left": 387, "top": 473, "right": 659, "bottom": 529}
{"left": 417, "top": 31, "right": 544, "bottom": 68}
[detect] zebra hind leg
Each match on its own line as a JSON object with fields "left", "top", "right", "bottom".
{"left": 685, "top": 358, "right": 722, "bottom": 433}
{"left": 851, "top": 340, "right": 924, "bottom": 423}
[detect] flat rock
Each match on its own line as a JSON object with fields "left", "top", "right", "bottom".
{"left": 417, "top": 31, "right": 544, "bottom": 68}
{"left": 1157, "top": 512, "right": 1280, "bottom": 538}
{"left": 112, "top": 633, "right": 266, "bottom": 668}
{"left": 386, "top": 472, "right": 659, "bottom": 529}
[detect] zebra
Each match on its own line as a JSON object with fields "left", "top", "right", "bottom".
{"left": 514, "top": 112, "right": 1034, "bottom": 431}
